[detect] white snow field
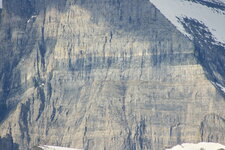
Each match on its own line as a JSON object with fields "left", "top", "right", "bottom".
{"left": 38, "top": 145, "right": 83, "bottom": 150}
{"left": 150, "top": 0, "right": 225, "bottom": 46}
{"left": 166, "top": 142, "right": 225, "bottom": 150}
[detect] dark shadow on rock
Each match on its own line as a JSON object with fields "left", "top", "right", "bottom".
{"left": 2, "top": 0, "right": 34, "bottom": 19}
{"left": 31, "top": 146, "right": 43, "bottom": 150}
{"left": 0, "top": 0, "right": 57, "bottom": 123}
{"left": 0, "top": 134, "right": 19, "bottom": 150}
{"left": 2, "top": 0, "right": 67, "bottom": 18}
{"left": 71, "top": 0, "right": 176, "bottom": 41}
{"left": 55, "top": 0, "right": 193, "bottom": 68}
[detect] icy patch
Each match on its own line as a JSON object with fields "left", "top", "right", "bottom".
{"left": 213, "top": 82, "right": 225, "bottom": 93}
{"left": 38, "top": 145, "right": 83, "bottom": 150}
{"left": 166, "top": 142, "right": 225, "bottom": 150}
{"left": 27, "top": 15, "right": 37, "bottom": 23}
{"left": 150, "top": 0, "right": 225, "bottom": 46}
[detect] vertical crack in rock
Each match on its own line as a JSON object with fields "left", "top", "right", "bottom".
{"left": 35, "top": 87, "right": 46, "bottom": 121}
{"left": 133, "top": 119, "right": 150, "bottom": 150}
{"left": 38, "top": 8, "right": 46, "bottom": 68}
{"left": 19, "top": 101, "right": 31, "bottom": 148}
{"left": 0, "top": 62, "right": 12, "bottom": 121}
{"left": 200, "top": 114, "right": 225, "bottom": 142}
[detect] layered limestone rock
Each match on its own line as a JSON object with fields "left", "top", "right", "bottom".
{"left": 0, "top": 0, "right": 225, "bottom": 150}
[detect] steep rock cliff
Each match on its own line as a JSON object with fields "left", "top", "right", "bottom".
{"left": 0, "top": 0, "right": 225, "bottom": 150}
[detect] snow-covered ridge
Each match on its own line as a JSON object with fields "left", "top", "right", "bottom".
{"left": 166, "top": 142, "right": 225, "bottom": 150}
{"left": 38, "top": 145, "right": 83, "bottom": 150}
{"left": 150, "top": 0, "right": 225, "bottom": 46}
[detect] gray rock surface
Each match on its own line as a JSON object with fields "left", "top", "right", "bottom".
{"left": 200, "top": 114, "right": 225, "bottom": 142}
{"left": 0, "top": 0, "right": 225, "bottom": 150}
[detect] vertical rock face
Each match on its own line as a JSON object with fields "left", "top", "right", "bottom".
{"left": 0, "top": 0, "right": 225, "bottom": 150}
{"left": 200, "top": 114, "right": 225, "bottom": 142}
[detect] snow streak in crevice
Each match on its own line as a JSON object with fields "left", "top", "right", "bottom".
{"left": 185, "top": 0, "right": 225, "bottom": 11}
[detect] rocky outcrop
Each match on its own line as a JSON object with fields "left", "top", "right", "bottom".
{"left": 0, "top": 0, "right": 225, "bottom": 150}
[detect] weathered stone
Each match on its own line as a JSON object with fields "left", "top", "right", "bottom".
{"left": 200, "top": 114, "right": 225, "bottom": 142}
{"left": 0, "top": 0, "right": 225, "bottom": 150}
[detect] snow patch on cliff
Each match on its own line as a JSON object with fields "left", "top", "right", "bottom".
{"left": 213, "top": 82, "right": 225, "bottom": 93}
{"left": 150, "top": 0, "right": 225, "bottom": 46}
{"left": 27, "top": 15, "right": 37, "bottom": 23}
{"left": 38, "top": 145, "right": 83, "bottom": 150}
{"left": 166, "top": 142, "right": 225, "bottom": 150}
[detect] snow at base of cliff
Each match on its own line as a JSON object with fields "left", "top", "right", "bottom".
{"left": 150, "top": 0, "right": 225, "bottom": 46}
{"left": 166, "top": 142, "right": 225, "bottom": 150}
{"left": 38, "top": 145, "right": 83, "bottom": 150}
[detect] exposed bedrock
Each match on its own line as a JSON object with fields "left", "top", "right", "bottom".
{"left": 0, "top": 0, "right": 225, "bottom": 150}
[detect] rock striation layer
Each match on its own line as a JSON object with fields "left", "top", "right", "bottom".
{"left": 0, "top": 0, "right": 225, "bottom": 150}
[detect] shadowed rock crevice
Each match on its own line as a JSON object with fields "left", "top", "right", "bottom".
{"left": 18, "top": 101, "right": 31, "bottom": 148}
{"left": 0, "top": 134, "right": 19, "bottom": 150}
{"left": 3, "top": 0, "right": 34, "bottom": 18}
